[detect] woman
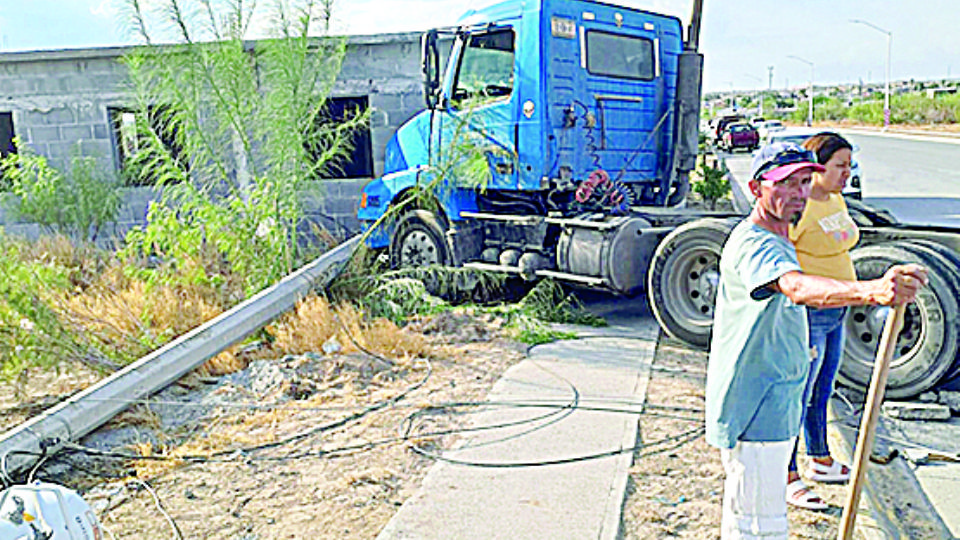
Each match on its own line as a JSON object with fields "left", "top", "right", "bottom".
{"left": 785, "top": 132, "right": 859, "bottom": 511}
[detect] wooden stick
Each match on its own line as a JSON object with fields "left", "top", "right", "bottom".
{"left": 838, "top": 303, "right": 906, "bottom": 540}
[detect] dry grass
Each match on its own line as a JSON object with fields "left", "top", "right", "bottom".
{"left": 268, "top": 296, "right": 431, "bottom": 361}
{"left": 82, "top": 323, "right": 525, "bottom": 539}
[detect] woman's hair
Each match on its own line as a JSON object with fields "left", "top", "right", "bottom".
{"left": 802, "top": 132, "right": 853, "bottom": 165}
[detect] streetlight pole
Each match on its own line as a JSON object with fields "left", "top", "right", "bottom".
{"left": 851, "top": 19, "right": 893, "bottom": 128}
{"left": 788, "top": 55, "right": 814, "bottom": 126}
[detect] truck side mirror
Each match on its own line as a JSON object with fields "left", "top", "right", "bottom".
{"left": 421, "top": 30, "right": 441, "bottom": 110}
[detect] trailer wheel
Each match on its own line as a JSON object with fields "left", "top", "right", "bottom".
{"left": 647, "top": 218, "right": 736, "bottom": 348}
{"left": 390, "top": 210, "right": 451, "bottom": 269}
{"left": 837, "top": 242, "right": 960, "bottom": 398}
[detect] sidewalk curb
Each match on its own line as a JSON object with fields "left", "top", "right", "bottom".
{"left": 829, "top": 397, "right": 954, "bottom": 539}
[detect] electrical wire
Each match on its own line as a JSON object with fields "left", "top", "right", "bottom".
{"left": 129, "top": 478, "right": 184, "bottom": 540}
{"left": 58, "top": 389, "right": 704, "bottom": 469}
{"left": 410, "top": 426, "right": 705, "bottom": 468}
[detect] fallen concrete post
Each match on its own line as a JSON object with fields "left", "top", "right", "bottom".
{"left": 0, "top": 236, "right": 359, "bottom": 479}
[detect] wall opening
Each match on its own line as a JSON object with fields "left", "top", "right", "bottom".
{"left": 108, "top": 106, "right": 186, "bottom": 185}
{"left": 0, "top": 112, "right": 16, "bottom": 158}
{"left": 0, "top": 112, "right": 16, "bottom": 184}
{"left": 309, "top": 96, "right": 374, "bottom": 179}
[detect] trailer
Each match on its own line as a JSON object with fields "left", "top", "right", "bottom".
{"left": 355, "top": 0, "right": 960, "bottom": 398}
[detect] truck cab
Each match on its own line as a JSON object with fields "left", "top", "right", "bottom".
{"left": 358, "top": 0, "right": 703, "bottom": 295}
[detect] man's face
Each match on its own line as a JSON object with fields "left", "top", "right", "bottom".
{"left": 750, "top": 168, "right": 813, "bottom": 223}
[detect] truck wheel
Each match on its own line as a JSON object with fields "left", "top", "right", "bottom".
{"left": 647, "top": 218, "right": 736, "bottom": 348}
{"left": 901, "top": 240, "right": 960, "bottom": 384}
{"left": 837, "top": 242, "right": 960, "bottom": 398}
{"left": 389, "top": 210, "right": 451, "bottom": 269}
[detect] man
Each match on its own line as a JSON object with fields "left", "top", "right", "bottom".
{"left": 705, "top": 142, "right": 927, "bottom": 539}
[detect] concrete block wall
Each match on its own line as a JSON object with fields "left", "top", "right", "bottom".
{"left": 0, "top": 33, "right": 426, "bottom": 243}
{"left": 0, "top": 47, "right": 130, "bottom": 173}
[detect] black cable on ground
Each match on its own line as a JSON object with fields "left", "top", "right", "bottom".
{"left": 409, "top": 426, "right": 706, "bottom": 468}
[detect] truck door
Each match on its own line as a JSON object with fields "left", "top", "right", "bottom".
{"left": 435, "top": 27, "right": 518, "bottom": 191}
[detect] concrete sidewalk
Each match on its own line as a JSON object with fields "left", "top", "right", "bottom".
{"left": 377, "top": 315, "right": 659, "bottom": 539}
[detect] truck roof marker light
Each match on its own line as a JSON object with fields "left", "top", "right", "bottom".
{"left": 582, "top": 12, "right": 595, "bottom": 21}
{"left": 615, "top": 13, "right": 623, "bottom": 27}
{"left": 644, "top": 22, "right": 655, "bottom": 31}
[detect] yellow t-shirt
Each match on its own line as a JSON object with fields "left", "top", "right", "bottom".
{"left": 789, "top": 193, "right": 859, "bottom": 281}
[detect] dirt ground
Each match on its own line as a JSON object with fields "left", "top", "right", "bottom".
{"left": 622, "top": 338, "right": 848, "bottom": 539}
{"left": 5, "top": 314, "right": 857, "bottom": 539}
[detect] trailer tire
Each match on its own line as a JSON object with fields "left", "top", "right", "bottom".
{"left": 390, "top": 210, "right": 451, "bottom": 269}
{"left": 647, "top": 218, "right": 736, "bottom": 348}
{"left": 837, "top": 242, "right": 960, "bottom": 399}
{"left": 899, "top": 240, "right": 960, "bottom": 383}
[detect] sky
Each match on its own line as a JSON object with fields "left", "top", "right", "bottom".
{"left": 1, "top": 0, "right": 958, "bottom": 93}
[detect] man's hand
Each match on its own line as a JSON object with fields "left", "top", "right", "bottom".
{"left": 873, "top": 264, "right": 928, "bottom": 306}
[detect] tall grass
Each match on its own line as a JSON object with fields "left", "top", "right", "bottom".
{"left": 116, "top": 0, "right": 366, "bottom": 296}
{"left": 785, "top": 92, "right": 960, "bottom": 126}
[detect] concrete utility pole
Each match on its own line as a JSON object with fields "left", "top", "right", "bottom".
{"left": 767, "top": 66, "right": 774, "bottom": 116}
{"left": 851, "top": 19, "right": 893, "bottom": 128}
{"left": 788, "top": 55, "right": 814, "bottom": 126}
{"left": 743, "top": 73, "right": 763, "bottom": 116}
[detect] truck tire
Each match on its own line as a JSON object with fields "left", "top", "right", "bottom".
{"left": 901, "top": 239, "right": 960, "bottom": 384}
{"left": 647, "top": 218, "right": 736, "bottom": 348}
{"left": 389, "top": 209, "right": 451, "bottom": 269}
{"left": 837, "top": 242, "right": 960, "bottom": 398}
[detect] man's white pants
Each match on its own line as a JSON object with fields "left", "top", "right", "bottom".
{"left": 720, "top": 438, "right": 796, "bottom": 539}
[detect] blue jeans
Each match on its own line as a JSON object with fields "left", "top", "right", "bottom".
{"left": 789, "top": 307, "right": 847, "bottom": 473}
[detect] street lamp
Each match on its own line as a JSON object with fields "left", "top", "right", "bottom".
{"left": 851, "top": 19, "right": 893, "bottom": 128}
{"left": 788, "top": 55, "right": 814, "bottom": 126}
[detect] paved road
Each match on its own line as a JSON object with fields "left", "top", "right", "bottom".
{"left": 849, "top": 130, "right": 960, "bottom": 227}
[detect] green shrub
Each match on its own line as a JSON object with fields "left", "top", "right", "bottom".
{"left": 692, "top": 158, "right": 730, "bottom": 210}
{"left": 0, "top": 138, "right": 121, "bottom": 243}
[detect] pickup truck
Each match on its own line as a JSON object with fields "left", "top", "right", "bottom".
{"left": 719, "top": 122, "right": 759, "bottom": 152}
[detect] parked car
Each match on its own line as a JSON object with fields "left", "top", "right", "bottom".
{"left": 720, "top": 123, "right": 759, "bottom": 152}
{"left": 756, "top": 119, "right": 785, "bottom": 142}
{"left": 764, "top": 128, "right": 862, "bottom": 199}
{"left": 710, "top": 114, "right": 746, "bottom": 145}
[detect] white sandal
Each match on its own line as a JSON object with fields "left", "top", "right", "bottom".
{"left": 808, "top": 459, "right": 851, "bottom": 483}
{"left": 786, "top": 479, "right": 828, "bottom": 511}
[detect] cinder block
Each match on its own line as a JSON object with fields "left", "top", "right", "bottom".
{"left": 93, "top": 124, "right": 111, "bottom": 140}
{"left": 938, "top": 391, "right": 960, "bottom": 414}
{"left": 29, "top": 126, "right": 62, "bottom": 143}
{"left": 61, "top": 124, "right": 93, "bottom": 142}
{"left": 882, "top": 401, "right": 951, "bottom": 421}
{"left": 34, "top": 107, "right": 77, "bottom": 126}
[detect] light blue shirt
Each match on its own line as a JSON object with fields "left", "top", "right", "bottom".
{"left": 705, "top": 220, "right": 809, "bottom": 449}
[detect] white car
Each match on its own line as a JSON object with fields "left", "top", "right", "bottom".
{"left": 756, "top": 119, "right": 785, "bottom": 141}
{"left": 763, "top": 128, "right": 862, "bottom": 199}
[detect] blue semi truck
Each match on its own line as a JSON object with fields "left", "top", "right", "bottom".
{"left": 357, "top": 0, "right": 960, "bottom": 399}
{"left": 358, "top": 0, "right": 708, "bottom": 293}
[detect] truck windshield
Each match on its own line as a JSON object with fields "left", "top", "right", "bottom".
{"left": 586, "top": 31, "right": 654, "bottom": 80}
{"left": 451, "top": 28, "right": 515, "bottom": 109}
